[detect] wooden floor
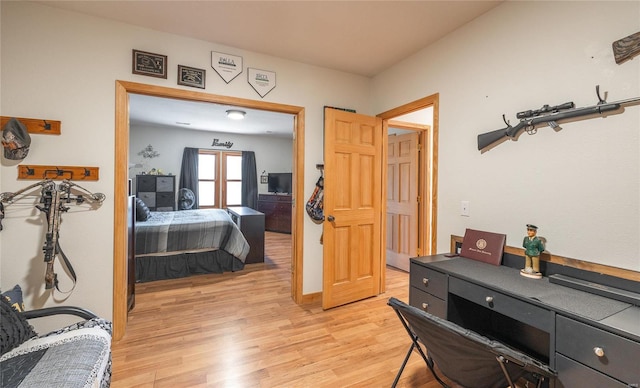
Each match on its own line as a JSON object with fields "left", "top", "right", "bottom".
{"left": 111, "top": 232, "right": 449, "bottom": 387}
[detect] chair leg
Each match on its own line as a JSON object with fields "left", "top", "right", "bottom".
{"left": 496, "top": 356, "right": 548, "bottom": 388}
{"left": 533, "top": 373, "right": 546, "bottom": 388}
{"left": 496, "top": 356, "right": 515, "bottom": 387}
{"left": 391, "top": 342, "right": 416, "bottom": 388}
{"left": 392, "top": 308, "right": 450, "bottom": 388}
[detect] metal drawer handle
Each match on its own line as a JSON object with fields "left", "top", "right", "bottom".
{"left": 485, "top": 296, "right": 494, "bottom": 303}
{"left": 422, "top": 278, "right": 429, "bottom": 286}
{"left": 593, "top": 347, "right": 605, "bottom": 357}
{"left": 422, "top": 303, "right": 429, "bottom": 311}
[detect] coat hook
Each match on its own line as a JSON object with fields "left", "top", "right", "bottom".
{"left": 43, "top": 120, "right": 51, "bottom": 130}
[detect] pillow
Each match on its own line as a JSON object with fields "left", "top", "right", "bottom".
{"left": 0, "top": 295, "right": 37, "bottom": 355}
{"left": 2, "top": 284, "right": 26, "bottom": 312}
{"left": 135, "top": 198, "right": 151, "bottom": 222}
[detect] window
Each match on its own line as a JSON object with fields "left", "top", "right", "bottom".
{"left": 198, "top": 150, "right": 242, "bottom": 208}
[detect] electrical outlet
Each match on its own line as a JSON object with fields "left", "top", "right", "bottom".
{"left": 461, "top": 201, "right": 470, "bottom": 217}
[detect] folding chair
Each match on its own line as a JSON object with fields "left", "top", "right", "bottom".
{"left": 388, "top": 297, "right": 555, "bottom": 388}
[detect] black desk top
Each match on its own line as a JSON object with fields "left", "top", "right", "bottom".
{"left": 412, "top": 255, "right": 640, "bottom": 342}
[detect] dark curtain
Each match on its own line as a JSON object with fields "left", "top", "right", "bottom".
{"left": 179, "top": 147, "right": 200, "bottom": 209}
{"left": 241, "top": 151, "right": 258, "bottom": 209}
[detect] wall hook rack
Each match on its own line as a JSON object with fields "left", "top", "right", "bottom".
{"left": 18, "top": 165, "right": 99, "bottom": 181}
{"left": 1, "top": 116, "right": 61, "bottom": 135}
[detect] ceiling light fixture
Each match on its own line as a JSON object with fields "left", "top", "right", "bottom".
{"left": 226, "top": 109, "right": 246, "bottom": 120}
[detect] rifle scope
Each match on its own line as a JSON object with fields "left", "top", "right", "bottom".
{"left": 516, "top": 102, "right": 574, "bottom": 119}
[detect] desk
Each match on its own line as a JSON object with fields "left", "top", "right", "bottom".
{"left": 410, "top": 255, "right": 640, "bottom": 387}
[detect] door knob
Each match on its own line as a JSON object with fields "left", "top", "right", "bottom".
{"left": 327, "top": 215, "right": 335, "bottom": 222}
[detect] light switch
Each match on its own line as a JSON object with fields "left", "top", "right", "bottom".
{"left": 461, "top": 201, "right": 470, "bottom": 217}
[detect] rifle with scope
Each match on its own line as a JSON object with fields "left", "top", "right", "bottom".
{"left": 477, "top": 85, "right": 640, "bottom": 151}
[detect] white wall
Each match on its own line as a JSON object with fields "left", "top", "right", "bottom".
{"left": 374, "top": 1, "right": 640, "bottom": 271}
{"left": 0, "top": 1, "right": 372, "bottom": 328}
{"left": 129, "top": 124, "right": 294, "bottom": 195}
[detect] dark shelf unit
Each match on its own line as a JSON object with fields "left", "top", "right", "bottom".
{"left": 136, "top": 174, "right": 176, "bottom": 211}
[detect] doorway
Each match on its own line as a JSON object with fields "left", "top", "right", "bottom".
{"left": 386, "top": 128, "right": 420, "bottom": 272}
{"left": 379, "top": 94, "right": 439, "bottom": 279}
{"left": 112, "top": 80, "right": 305, "bottom": 340}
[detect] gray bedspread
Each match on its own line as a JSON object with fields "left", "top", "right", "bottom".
{"left": 135, "top": 209, "right": 249, "bottom": 263}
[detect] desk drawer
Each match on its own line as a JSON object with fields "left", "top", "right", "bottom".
{"left": 409, "top": 287, "right": 446, "bottom": 319}
{"left": 556, "top": 353, "right": 627, "bottom": 388}
{"left": 449, "top": 277, "right": 553, "bottom": 333}
{"left": 409, "top": 264, "right": 447, "bottom": 300}
{"left": 556, "top": 315, "right": 640, "bottom": 384}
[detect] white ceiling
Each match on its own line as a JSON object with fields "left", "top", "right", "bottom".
{"left": 37, "top": 0, "right": 503, "bottom": 136}
{"left": 129, "top": 93, "right": 296, "bottom": 138}
{"left": 37, "top": 1, "right": 502, "bottom": 77}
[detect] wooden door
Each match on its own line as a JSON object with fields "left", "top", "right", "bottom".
{"left": 323, "top": 108, "right": 383, "bottom": 309}
{"left": 386, "top": 132, "right": 419, "bottom": 272}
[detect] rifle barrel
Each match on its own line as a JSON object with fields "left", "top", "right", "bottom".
{"left": 612, "top": 96, "right": 640, "bottom": 106}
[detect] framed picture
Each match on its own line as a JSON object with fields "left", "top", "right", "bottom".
{"left": 132, "top": 49, "right": 167, "bottom": 79}
{"left": 260, "top": 175, "right": 268, "bottom": 184}
{"left": 178, "top": 65, "right": 206, "bottom": 89}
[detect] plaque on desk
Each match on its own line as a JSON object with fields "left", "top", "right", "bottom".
{"left": 460, "top": 228, "right": 506, "bottom": 266}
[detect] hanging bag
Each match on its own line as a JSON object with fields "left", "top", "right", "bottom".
{"left": 306, "top": 175, "right": 324, "bottom": 222}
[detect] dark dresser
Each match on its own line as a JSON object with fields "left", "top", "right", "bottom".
{"left": 227, "top": 206, "right": 265, "bottom": 264}
{"left": 257, "top": 194, "right": 292, "bottom": 233}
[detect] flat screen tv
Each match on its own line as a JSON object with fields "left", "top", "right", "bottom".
{"left": 268, "top": 172, "right": 292, "bottom": 194}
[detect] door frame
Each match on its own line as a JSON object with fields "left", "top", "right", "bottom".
{"left": 112, "top": 80, "right": 305, "bottom": 340}
{"left": 378, "top": 93, "right": 439, "bottom": 288}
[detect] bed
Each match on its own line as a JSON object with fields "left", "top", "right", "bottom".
{"left": 134, "top": 203, "right": 250, "bottom": 282}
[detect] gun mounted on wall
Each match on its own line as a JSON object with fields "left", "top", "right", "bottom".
{"left": 477, "top": 85, "right": 640, "bottom": 151}
{"left": 613, "top": 31, "right": 640, "bottom": 65}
